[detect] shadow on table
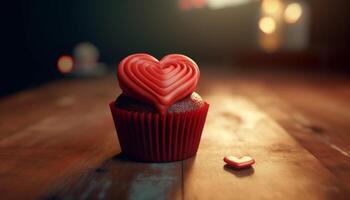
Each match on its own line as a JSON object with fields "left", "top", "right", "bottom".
{"left": 223, "top": 164, "right": 255, "bottom": 178}
{"left": 47, "top": 152, "right": 183, "bottom": 199}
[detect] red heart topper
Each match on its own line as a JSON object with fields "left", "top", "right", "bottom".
{"left": 117, "top": 54, "right": 200, "bottom": 113}
{"left": 224, "top": 156, "right": 255, "bottom": 169}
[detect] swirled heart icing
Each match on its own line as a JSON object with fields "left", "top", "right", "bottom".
{"left": 117, "top": 53, "right": 200, "bottom": 113}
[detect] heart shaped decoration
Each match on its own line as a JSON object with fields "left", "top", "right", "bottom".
{"left": 224, "top": 156, "right": 255, "bottom": 169}
{"left": 117, "top": 53, "right": 200, "bottom": 113}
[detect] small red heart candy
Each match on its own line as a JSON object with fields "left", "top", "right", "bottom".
{"left": 117, "top": 53, "right": 200, "bottom": 113}
{"left": 224, "top": 156, "right": 255, "bottom": 169}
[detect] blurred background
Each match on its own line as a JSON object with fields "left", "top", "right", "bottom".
{"left": 1, "top": 0, "right": 350, "bottom": 97}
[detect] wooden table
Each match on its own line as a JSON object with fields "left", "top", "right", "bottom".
{"left": 0, "top": 69, "right": 349, "bottom": 200}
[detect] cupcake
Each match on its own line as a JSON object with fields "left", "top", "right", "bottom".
{"left": 110, "top": 53, "right": 209, "bottom": 162}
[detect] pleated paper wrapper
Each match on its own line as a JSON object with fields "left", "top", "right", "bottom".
{"left": 110, "top": 101, "right": 209, "bottom": 162}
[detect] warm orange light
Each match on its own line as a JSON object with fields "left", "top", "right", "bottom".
{"left": 259, "top": 34, "right": 280, "bottom": 52}
{"left": 178, "top": 0, "right": 207, "bottom": 10}
{"left": 284, "top": 3, "right": 302, "bottom": 24}
{"left": 259, "top": 17, "right": 276, "bottom": 34}
{"left": 57, "top": 55, "right": 74, "bottom": 74}
{"left": 262, "top": 0, "right": 281, "bottom": 15}
{"left": 178, "top": 0, "right": 192, "bottom": 10}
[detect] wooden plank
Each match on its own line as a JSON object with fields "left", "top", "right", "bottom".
{"left": 51, "top": 157, "right": 182, "bottom": 200}
{"left": 0, "top": 99, "right": 117, "bottom": 199}
{"left": 234, "top": 78, "right": 350, "bottom": 189}
{"left": 0, "top": 76, "right": 117, "bottom": 199}
{"left": 0, "top": 76, "right": 114, "bottom": 139}
{"left": 183, "top": 83, "right": 350, "bottom": 199}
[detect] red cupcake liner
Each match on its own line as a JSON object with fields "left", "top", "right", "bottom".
{"left": 110, "top": 101, "right": 209, "bottom": 162}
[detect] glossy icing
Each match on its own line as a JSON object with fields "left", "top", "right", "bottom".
{"left": 117, "top": 53, "right": 199, "bottom": 113}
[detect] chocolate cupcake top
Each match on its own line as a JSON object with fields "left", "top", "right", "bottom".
{"left": 115, "top": 92, "right": 204, "bottom": 113}
{"left": 117, "top": 54, "right": 200, "bottom": 113}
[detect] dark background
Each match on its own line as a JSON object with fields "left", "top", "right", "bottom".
{"left": 2, "top": 0, "right": 350, "bottom": 97}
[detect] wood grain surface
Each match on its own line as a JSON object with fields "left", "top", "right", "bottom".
{"left": 0, "top": 71, "right": 349, "bottom": 200}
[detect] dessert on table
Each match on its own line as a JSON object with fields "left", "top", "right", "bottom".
{"left": 110, "top": 53, "right": 209, "bottom": 162}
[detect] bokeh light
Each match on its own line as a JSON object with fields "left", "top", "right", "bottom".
{"left": 208, "top": 0, "right": 251, "bottom": 9}
{"left": 178, "top": 0, "right": 207, "bottom": 10}
{"left": 259, "top": 17, "right": 276, "bottom": 34}
{"left": 284, "top": 3, "right": 303, "bottom": 24}
{"left": 179, "top": 0, "right": 254, "bottom": 10}
{"left": 57, "top": 55, "right": 74, "bottom": 74}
